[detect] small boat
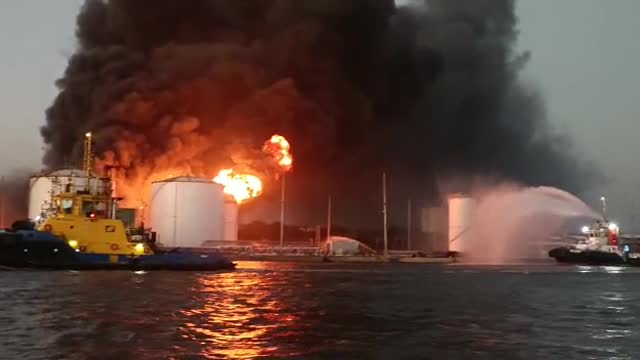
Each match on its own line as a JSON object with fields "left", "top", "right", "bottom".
{"left": 0, "top": 132, "right": 235, "bottom": 271}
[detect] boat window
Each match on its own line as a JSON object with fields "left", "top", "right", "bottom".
{"left": 62, "top": 199, "right": 73, "bottom": 214}
{"left": 95, "top": 201, "right": 107, "bottom": 217}
{"left": 82, "top": 200, "right": 94, "bottom": 217}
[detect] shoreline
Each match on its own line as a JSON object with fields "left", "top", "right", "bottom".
{"left": 226, "top": 254, "right": 457, "bottom": 264}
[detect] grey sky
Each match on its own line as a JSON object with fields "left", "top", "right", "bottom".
{"left": 0, "top": 0, "right": 82, "bottom": 171}
{"left": 0, "top": 1, "right": 638, "bottom": 224}
{"left": 517, "top": 0, "right": 640, "bottom": 224}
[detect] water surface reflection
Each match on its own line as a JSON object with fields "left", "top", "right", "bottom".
{"left": 2, "top": 263, "right": 640, "bottom": 359}
{"left": 179, "top": 265, "right": 310, "bottom": 359}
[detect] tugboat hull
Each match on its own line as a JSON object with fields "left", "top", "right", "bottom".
{"left": 0, "top": 230, "right": 236, "bottom": 271}
{"left": 549, "top": 247, "right": 626, "bottom": 266}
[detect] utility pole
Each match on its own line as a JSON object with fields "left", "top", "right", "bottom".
{"left": 407, "top": 198, "right": 412, "bottom": 251}
{"left": 0, "top": 176, "right": 5, "bottom": 229}
{"left": 327, "top": 195, "right": 332, "bottom": 241}
{"left": 280, "top": 174, "right": 285, "bottom": 247}
{"left": 382, "top": 172, "right": 388, "bottom": 257}
{"left": 631, "top": 198, "right": 636, "bottom": 232}
{"left": 327, "top": 195, "right": 332, "bottom": 255}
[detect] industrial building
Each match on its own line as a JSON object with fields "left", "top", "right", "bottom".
{"left": 27, "top": 168, "right": 474, "bottom": 254}
{"left": 415, "top": 193, "right": 475, "bottom": 255}
{"left": 28, "top": 172, "right": 240, "bottom": 249}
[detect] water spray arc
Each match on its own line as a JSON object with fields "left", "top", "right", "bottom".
{"left": 450, "top": 184, "right": 601, "bottom": 264}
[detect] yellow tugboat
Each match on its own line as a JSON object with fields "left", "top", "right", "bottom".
{"left": 0, "top": 132, "right": 235, "bottom": 271}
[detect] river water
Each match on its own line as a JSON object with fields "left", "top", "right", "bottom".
{"left": 1, "top": 261, "right": 639, "bottom": 360}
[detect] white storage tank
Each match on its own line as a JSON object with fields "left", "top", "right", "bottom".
{"left": 150, "top": 176, "right": 224, "bottom": 248}
{"left": 420, "top": 207, "right": 447, "bottom": 252}
{"left": 448, "top": 193, "right": 475, "bottom": 253}
{"left": 28, "top": 169, "right": 107, "bottom": 220}
{"left": 223, "top": 198, "right": 238, "bottom": 241}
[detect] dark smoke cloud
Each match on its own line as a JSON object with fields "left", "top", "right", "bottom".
{"left": 41, "top": 0, "right": 600, "bottom": 226}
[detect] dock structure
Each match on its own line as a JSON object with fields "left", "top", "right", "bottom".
{"left": 192, "top": 240, "right": 456, "bottom": 263}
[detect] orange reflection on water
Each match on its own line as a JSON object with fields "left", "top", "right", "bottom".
{"left": 178, "top": 267, "right": 305, "bottom": 359}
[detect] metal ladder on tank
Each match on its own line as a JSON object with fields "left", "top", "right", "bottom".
{"left": 449, "top": 227, "right": 470, "bottom": 247}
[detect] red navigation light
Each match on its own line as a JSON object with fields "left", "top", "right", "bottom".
{"left": 89, "top": 213, "right": 95, "bottom": 218}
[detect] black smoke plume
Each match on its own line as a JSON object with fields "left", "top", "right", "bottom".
{"left": 41, "top": 0, "right": 599, "bottom": 226}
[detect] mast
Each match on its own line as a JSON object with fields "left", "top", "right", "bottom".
{"left": 407, "top": 198, "right": 412, "bottom": 251}
{"left": 83, "top": 131, "right": 94, "bottom": 198}
{"left": 327, "top": 195, "right": 332, "bottom": 255}
{"left": 327, "top": 195, "right": 332, "bottom": 241}
{"left": 601, "top": 196, "right": 607, "bottom": 221}
{"left": 632, "top": 198, "right": 636, "bottom": 232}
{"left": 280, "top": 174, "right": 285, "bottom": 247}
{"left": 0, "top": 176, "right": 5, "bottom": 229}
{"left": 382, "top": 172, "right": 388, "bottom": 256}
{"left": 83, "top": 132, "right": 93, "bottom": 177}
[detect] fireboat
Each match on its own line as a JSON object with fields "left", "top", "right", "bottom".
{"left": 0, "top": 132, "right": 236, "bottom": 271}
{"left": 549, "top": 197, "right": 638, "bottom": 266}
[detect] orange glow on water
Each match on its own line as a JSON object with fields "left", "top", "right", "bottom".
{"left": 178, "top": 267, "right": 307, "bottom": 359}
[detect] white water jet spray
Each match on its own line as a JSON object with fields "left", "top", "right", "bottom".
{"left": 458, "top": 183, "right": 602, "bottom": 264}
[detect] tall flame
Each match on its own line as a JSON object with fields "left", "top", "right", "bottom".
{"left": 263, "top": 134, "right": 293, "bottom": 172}
{"left": 213, "top": 134, "right": 292, "bottom": 204}
{"left": 213, "top": 169, "right": 263, "bottom": 204}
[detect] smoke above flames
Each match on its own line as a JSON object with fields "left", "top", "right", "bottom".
{"left": 41, "top": 0, "right": 601, "bottom": 226}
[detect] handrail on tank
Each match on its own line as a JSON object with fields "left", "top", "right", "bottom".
{"left": 448, "top": 226, "right": 470, "bottom": 244}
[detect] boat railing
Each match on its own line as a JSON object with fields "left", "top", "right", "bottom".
{"left": 126, "top": 227, "right": 157, "bottom": 245}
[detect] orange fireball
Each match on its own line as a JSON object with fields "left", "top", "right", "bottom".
{"left": 213, "top": 169, "right": 263, "bottom": 204}
{"left": 213, "top": 134, "right": 292, "bottom": 204}
{"left": 263, "top": 134, "right": 293, "bottom": 172}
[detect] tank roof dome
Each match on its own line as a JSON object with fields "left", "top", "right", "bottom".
{"left": 30, "top": 169, "right": 86, "bottom": 178}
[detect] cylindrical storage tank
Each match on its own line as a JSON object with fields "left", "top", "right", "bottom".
{"left": 29, "top": 175, "right": 52, "bottom": 220}
{"left": 223, "top": 198, "right": 238, "bottom": 241}
{"left": 28, "top": 169, "right": 106, "bottom": 220}
{"left": 448, "top": 194, "right": 475, "bottom": 253}
{"left": 150, "top": 176, "right": 224, "bottom": 248}
{"left": 420, "top": 207, "right": 447, "bottom": 253}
